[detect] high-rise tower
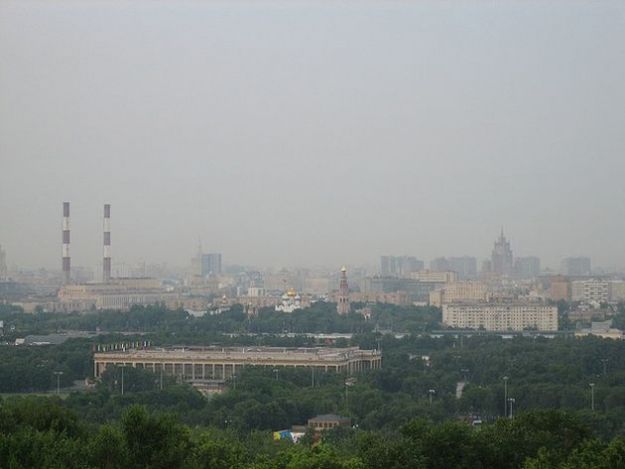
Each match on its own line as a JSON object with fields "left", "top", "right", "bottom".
{"left": 201, "top": 253, "right": 222, "bottom": 276}
{"left": 491, "top": 228, "right": 513, "bottom": 276}
{"left": 337, "top": 266, "right": 350, "bottom": 315}
{"left": 62, "top": 202, "right": 71, "bottom": 284}
{"left": 103, "top": 204, "right": 111, "bottom": 282}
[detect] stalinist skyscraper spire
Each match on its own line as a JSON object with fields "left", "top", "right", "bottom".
{"left": 491, "top": 227, "right": 513, "bottom": 276}
{"left": 337, "top": 266, "right": 351, "bottom": 315}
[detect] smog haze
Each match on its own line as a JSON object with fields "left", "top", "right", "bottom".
{"left": 1, "top": 0, "right": 624, "bottom": 270}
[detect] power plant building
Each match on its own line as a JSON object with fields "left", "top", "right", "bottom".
{"left": 57, "top": 278, "right": 180, "bottom": 311}
{"left": 55, "top": 202, "right": 179, "bottom": 312}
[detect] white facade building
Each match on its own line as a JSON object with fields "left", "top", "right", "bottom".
{"left": 442, "top": 303, "right": 558, "bottom": 331}
{"left": 429, "top": 281, "right": 489, "bottom": 306}
{"left": 609, "top": 281, "right": 625, "bottom": 302}
{"left": 571, "top": 280, "right": 609, "bottom": 304}
{"left": 409, "top": 270, "right": 458, "bottom": 283}
{"left": 275, "top": 288, "right": 303, "bottom": 313}
{"left": 247, "top": 287, "right": 267, "bottom": 297}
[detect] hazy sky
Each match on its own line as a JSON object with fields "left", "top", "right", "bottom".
{"left": 1, "top": 0, "right": 624, "bottom": 271}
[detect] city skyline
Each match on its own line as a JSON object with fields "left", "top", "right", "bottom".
{"left": 2, "top": 0, "right": 624, "bottom": 270}
{"left": 0, "top": 215, "right": 610, "bottom": 274}
{"left": 3, "top": 1, "right": 625, "bottom": 464}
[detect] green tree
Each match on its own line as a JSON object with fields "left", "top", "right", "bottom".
{"left": 121, "top": 405, "right": 192, "bottom": 469}
{"left": 88, "top": 424, "right": 129, "bottom": 469}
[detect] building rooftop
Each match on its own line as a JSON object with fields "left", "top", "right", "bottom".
{"left": 308, "top": 414, "right": 350, "bottom": 422}
{"left": 94, "top": 346, "right": 380, "bottom": 363}
{"left": 444, "top": 302, "right": 554, "bottom": 307}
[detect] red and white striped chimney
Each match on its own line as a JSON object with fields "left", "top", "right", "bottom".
{"left": 62, "top": 202, "right": 70, "bottom": 284}
{"left": 103, "top": 204, "right": 111, "bottom": 282}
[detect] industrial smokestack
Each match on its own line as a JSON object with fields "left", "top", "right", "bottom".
{"left": 103, "top": 204, "right": 111, "bottom": 283}
{"left": 62, "top": 202, "right": 70, "bottom": 284}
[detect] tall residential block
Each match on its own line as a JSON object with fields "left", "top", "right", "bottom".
{"left": 380, "top": 255, "right": 423, "bottom": 277}
{"left": 442, "top": 303, "right": 558, "bottom": 331}
{"left": 448, "top": 257, "right": 478, "bottom": 279}
{"left": 200, "top": 253, "right": 222, "bottom": 276}
{"left": 0, "top": 244, "right": 7, "bottom": 280}
{"left": 548, "top": 276, "right": 571, "bottom": 302}
{"left": 430, "top": 257, "right": 450, "bottom": 272}
{"left": 514, "top": 256, "right": 541, "bottom": 279}
{"left": 571, "top": 279, "right": 609, "bottom": 304}
{"left": 561, "top": 257, "right": 591, "bottom": 277}
{"left": 429, "top": 281, "right": 489, "bottom": 307}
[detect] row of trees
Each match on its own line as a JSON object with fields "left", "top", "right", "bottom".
{"left": 0, "top": 339, "right": 90, "bottom": 392}
{"left": 0, "top": 303, "right": 441, "bottom": 338}
{"left": 2, "top": 396, "right": 625, "bottom": 469}
{"left": 3, "top": 300, "right": 625, "bottom": 339}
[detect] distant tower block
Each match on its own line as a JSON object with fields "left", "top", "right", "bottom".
{"left": 62, "top": 202, "right": 71, "bottom": 284}
{"left": 103, "top": 204, "right": 111, "bottom": 282}
{"left": 0, "top": 244, "right": 7, "bottom": 280}
{"left": 337, "top": 266, "right": 351, "bottom": 315}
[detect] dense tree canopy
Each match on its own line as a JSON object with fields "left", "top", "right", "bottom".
{"left": 1, "top": 398, "right": 624, "bottom": 469}
{"left": 2, "top": 304, "right": 625, "bottom": 467}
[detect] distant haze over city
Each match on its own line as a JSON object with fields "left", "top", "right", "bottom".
{"left": 1, "top": 0, "right": 624, "bottom": 270}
